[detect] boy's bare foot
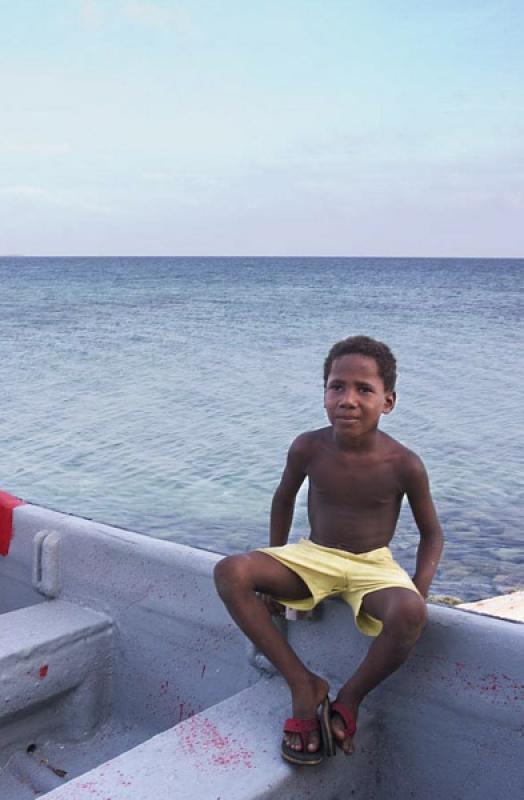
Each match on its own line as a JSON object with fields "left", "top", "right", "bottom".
{"left": 331, "top": 693, "right": 359, "bottom": 755}
{"left": 283, "top": 674, "right": 330, "bottom": 754}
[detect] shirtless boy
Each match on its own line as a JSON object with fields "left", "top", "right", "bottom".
{"left": 214, "top": 335, "right": 444, "bottom": 765}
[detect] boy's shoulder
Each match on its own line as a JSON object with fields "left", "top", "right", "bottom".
{"left": 291, "top": 426, "right": 331, "bottom": 447}
{"left": 288, "top": 427, "right": 331, "bottom": 457}
{"left": 290, "top": 429, "right": 427, "bottom": 472}
{"left": 291, "top": 429, "right": 423, "bottom": 456}
{"left": 380, "top": 432, "right": 428, "bottom": 479}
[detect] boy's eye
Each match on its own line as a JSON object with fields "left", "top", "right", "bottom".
{"left": 358, "top": 387, "right": 372, "bottom": 394}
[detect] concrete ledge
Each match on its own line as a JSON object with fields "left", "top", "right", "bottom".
{"left": 39, "top": 678, "right": 379, "bottom": 800}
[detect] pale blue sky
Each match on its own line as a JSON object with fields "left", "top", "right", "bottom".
{"left": 1, "top": 0, "right": 523, "bottom": 256}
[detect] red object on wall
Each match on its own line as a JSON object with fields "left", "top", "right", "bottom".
{"left": 0, "top": 491, "right": 25, "bottom": 556}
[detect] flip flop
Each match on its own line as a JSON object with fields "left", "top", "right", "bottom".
{"left": 281, "top": 716, "right": 324, "bottom": 766}
{"left": 319, "top": 697, "right": 336, "bottom": 757}
{"left": 331, "top": 701, "right": 357, "bottom": 751}
{"left": 281, "top": 697, "right": 335, "bottom": 765}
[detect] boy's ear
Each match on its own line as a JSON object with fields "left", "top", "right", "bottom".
{"left": 382, "top": 391, "right": 396, "bottom": 415}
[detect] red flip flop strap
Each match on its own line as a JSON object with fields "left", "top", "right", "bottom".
{"left": 0, "top": 491, "right": 25, "bottom": 557}
{"left": 283, "top": 717, "right": 319, "bottom": 734}
{"left": 331, "top": 702, "right": 356, "bottom": 736}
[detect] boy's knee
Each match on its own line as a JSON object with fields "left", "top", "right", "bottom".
{"left": 213, "top": 554, "right": 251, "bottom": 598}
{"left": 213, "top": 556, "right": 234, "bottom": 595}
{"left": 384, "top": 594, "right": 427, "bottom": 642}
{"left": 405, "top": 596, "right": 427, "bottom": 633}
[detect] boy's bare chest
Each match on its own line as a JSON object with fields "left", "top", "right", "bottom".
{"left": 307, "top": 449, "right": 402, "bottom": 506}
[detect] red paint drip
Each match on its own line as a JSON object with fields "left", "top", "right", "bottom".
{"left": 39, "top": 665, "right": 48, "bottom": 679}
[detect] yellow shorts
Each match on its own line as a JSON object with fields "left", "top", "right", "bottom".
{"left": 257, "top": 538, "right": 420, "bottom": 637}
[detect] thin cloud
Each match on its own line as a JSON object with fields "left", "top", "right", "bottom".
{"left": 77, "top": 0, "right": 104, "bottom": 30}
{"left": 0, "top": 186, "right": 54, "bottom": 200}
{"left": 141, "top": 171, "right": 171, "bottom": 182}
{"left": 74, "top": 0, "right": 192, "bottom": 33}
{"left": 123, "top": 1, "right": 188, "bottom": 30}
{"left": 0, "top": 141, "right": 72, "bottom": 157}
{"left": 0, "top": 185, "right": 111, "bottom": 214}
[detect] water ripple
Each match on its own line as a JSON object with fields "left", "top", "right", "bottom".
{"left": 0, "top": 256, "right": 522, "bottom": 602}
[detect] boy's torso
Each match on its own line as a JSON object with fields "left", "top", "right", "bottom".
{"left": 303, "top": 426, "right": 410, "bottom": 554}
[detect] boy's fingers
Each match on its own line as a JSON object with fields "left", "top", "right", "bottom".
{"left": 262, "top": 595, "right": 285, "bottom": 616}
{"left": 272, "top": 601, "right": 286, "bottom": 616}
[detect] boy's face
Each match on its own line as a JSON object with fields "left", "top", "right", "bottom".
{"left": 324, "top": 354, "right": 396, "bottom": 437}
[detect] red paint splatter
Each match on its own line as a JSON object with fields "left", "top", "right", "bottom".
{"left": 39, "top": 665, "right": 48, "bottom": 679}
{"left": 179, "top": 715, "right": 253, "bottom": 769}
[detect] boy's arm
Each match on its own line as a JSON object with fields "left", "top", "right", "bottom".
{"left": 404, "top": 453, "right": 444, "bottom": 598}
{"left": 269, "top": 435, "right": 308, "bottom": 547}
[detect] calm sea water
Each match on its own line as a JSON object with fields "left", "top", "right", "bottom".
{"left": 0, "top": 257, "right": 522, "bottom": 602}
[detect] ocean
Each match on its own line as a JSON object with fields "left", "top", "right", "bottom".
{"left": 0, "top": 256, "right": 522, "bottom": 602}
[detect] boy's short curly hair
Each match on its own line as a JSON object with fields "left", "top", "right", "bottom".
{"left": 323, "top": 335, "right": 397, "bottom": 391}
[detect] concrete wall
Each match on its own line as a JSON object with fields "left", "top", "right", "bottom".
{"left": 0, "top": 504, "right": 254, "bottom": 734}
{"left": 1, "top": 503, "right": 523, "bottom": 800}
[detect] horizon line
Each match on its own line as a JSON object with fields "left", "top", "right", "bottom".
{"left": 1, "top": 254, "right": 523, "bottom": 260}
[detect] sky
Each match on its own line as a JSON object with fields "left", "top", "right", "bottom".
{"left": 1, "top": 0, "right": 523, "bottom": 257}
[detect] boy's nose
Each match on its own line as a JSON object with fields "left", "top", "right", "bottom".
{"left": 340, "top": 391, "right": 358, "bottom": 407}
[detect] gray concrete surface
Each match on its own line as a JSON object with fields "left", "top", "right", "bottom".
{"left": 0, "top": 600, "right": 112, "bottom": 732}
{"left": 0, "top": 502, "right": 522, "bottom": 800}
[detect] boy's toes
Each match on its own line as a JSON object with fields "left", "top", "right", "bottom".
{"left": 284, "top": 732, "right": 300, "bottom": 751}
{"left": 283, "top": 729, "right": 320, "bottom": 752}
{"left": 330, "top": 703, "right": 357, "bottom": 755}
{"left": 306, "top": 729, "right": 321, "bottom": 753}
{"left": 331, "top": 713, "right": 353, "bottom": 753}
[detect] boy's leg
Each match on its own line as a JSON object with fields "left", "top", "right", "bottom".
{"left": 214, "top": 552, "right": 329, "bottom": 753}
{"left": 331, "top": 587, "right": 427, "bottom": 754}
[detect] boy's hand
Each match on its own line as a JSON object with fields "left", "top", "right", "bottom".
{"left": 261, "top": 593, "right": 286, "bottom": 617}
{"left": 413, "top": 579, "right": 430, "bottom": 599}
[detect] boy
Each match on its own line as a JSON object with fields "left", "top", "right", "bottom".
{"left": 214, "top": 335, "right": 443, "bottom": 765}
